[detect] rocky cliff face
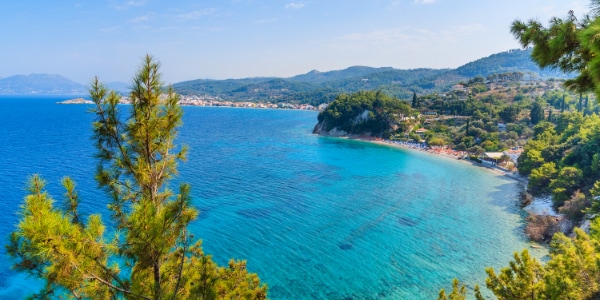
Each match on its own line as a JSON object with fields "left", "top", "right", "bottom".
{"left": 312, "top": 109, "right": 372, "bottom": 136}
{"left": 312, "top": 120, "right": 349, "bottom": 136}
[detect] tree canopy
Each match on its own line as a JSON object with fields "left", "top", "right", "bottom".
{"left": 510, "top": 1, "right": 600, "bottom": 95}
{"left": 7, "top": 55, "right": 267, "bottom": 299}
{"left": 315, "top": 90, "right": 415, "bottom": 138}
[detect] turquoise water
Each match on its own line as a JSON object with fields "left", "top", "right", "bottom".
{"left": 0, "top": 97, "right": 536, "bottom": 299}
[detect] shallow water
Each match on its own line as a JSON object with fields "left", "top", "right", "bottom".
{"left": 0, "top": 97, "right": 539, "bottom": 299}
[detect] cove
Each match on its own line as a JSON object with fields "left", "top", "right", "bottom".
{"left": 0, "top": 97, "right": 538, "bottom": 299}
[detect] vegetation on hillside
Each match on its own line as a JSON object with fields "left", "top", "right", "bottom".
{"left": 439, "top": 220, "right": 600, "bottom": 300}
{"left": 316, "top": 72, "right": 599, "bottom": 156}
{"left": 438, "top": 1, "right": 600, "bottom": 298}
{"left": 7, "top": 56, "right": 266, "bottom": 299}
{"left": 173, "top": 48, "right": 572, "bottom": 106}
{"left": 314, "top": 91, "right": 415, "bottom": 138}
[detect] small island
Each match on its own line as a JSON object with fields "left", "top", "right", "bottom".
{"left": 57, "top": 97, "right": 93, "bottom": 104}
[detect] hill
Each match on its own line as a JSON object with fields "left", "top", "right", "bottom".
{"left": 0, "top": 74, "right": 87, "bottom": 95}
{"left": 172, "top": 48, "right": 573, "bottom": 105}
{"left": 454, "top": 48, "right": 574, "bottom": 78}
{"left": 0, "top": 49, "right": 574, "bottom": 98}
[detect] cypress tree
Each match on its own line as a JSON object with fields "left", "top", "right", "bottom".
{"left": 530, "top": 102, "right": 545, "bottom": 125}
{"left": 412, "top": 92, "right": 418, "bottom": 108}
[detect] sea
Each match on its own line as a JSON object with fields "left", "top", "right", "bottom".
{"left": 0, "top": 96, "right": 540, "bottom": 299}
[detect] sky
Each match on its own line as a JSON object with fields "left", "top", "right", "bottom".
{"left": 0, "top": 0, "right": 590, "bottom": 84}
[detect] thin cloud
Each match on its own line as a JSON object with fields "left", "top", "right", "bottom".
{"left": 99, "top": 26, "right": 120, "bottom": 33}
{"left": 444, "top": 24, "right": 487, "bottom": 36}
{"left": 338, "top": 24, "right": 485, "bottom": 46}
{"left": 389, "top": 1, "right": 402, "bottom": 7}
{"left": 285, "top": 2, "right": 305, "bottom": 9}
{"left": 111, "top": 0, "right": 146, "bottom": 10}
{"left": 255, "top": 18, "right": 278, "bottom": 24}
{"left": 130, "top": 14, "right": 152, "bottom": 24}
{"left": 178, "top": 8, "right": 217, "bottom": 21}
{"left": 413, "top": 0, "right": 436, "bottom": 4}
{"left": 340, "top": 27, "right": 434, "bottom": 44}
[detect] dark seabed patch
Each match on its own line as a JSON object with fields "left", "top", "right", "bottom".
{"left": 236, "top": 208, "right": 271, "bottom": 219}
{"left": 398, "top": 216, "right": 418, "bottom": 227}
{"left": 338, "top": 243, "right": 353, "bottom": 250}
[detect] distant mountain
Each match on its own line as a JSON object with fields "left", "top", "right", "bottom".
{"left": 289, "top": 66, "right": 396, "bottom": 83}
{"left": 173, "top": 48, "right": 573, "bottom": 105}
{"left": 453, "top": 48, "right": 574, "bottom": 79}
{"left": 0, "top": 74, "right": 87, "bottom": 95}
{"left": 0, "top": 49, "right": 574, "bottom": 99}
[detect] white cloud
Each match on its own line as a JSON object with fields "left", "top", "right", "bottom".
{"left": 285, "top": 2, "right": 305, "bottom": 9}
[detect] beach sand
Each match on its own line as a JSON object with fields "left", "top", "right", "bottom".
{"left": 343, "top": 136, "right": 525, "bottom": 183}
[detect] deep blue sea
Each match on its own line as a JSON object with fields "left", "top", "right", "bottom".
{"left": 0, "top": 96, "right": 539, "bottom": 299}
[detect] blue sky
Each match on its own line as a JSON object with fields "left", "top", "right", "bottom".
{"left": 0, "top": 0, "right": 589, "bottom": 84}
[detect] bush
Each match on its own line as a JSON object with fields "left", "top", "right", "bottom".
{"left": 526, "top": 214, "right": 560, "bottom": 242}
{"left": 469, "top": 155, "right": 482, "bottom": 163}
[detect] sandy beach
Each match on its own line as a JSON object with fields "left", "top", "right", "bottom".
{"left": 339, "top": 136, "right": 526, "bottom": 183}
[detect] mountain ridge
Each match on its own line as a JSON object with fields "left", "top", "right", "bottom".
{"left": 173, "top": 48, "right": 574, "bottom": 105}
{"left": 0, "top": 48, "right": 573, "bottom": 98}
{"left": 0, "top": 74, "right": 131, "bottom": 96}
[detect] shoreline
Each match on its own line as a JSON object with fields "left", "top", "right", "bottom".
{"left": 332, "top": 135, "right": 553, "bottom": 249}
{"left": 334, "top": 135, "right": 527, "bottom": 184}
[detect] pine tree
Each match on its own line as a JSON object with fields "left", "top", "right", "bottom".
{"left": 510, "top": 3, "right": 600, "bottom": 97}
{"left": 7, "top": 55, "right": 267, "bottom": 299}
{"left": 485, "top": 250, "right": 545, "bottom": 300}
{"left": 543, "top": 228, "right": 600, "bottom": 299}
{"left": 437, "top": 279, "right": 484, "bottom": 300}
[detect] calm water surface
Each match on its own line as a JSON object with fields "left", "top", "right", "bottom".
{"left": 0, "top": 96, "right": 538, "bottom": 299}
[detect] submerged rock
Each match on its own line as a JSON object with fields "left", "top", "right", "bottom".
{"left": 338, "top": 243, "right": 353, "bottom": 250}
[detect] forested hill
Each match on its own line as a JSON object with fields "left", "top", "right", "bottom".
{"left": 454, "top": 49, "right": 574, "bottom": 78}
{"left": 172, "top": 48, "right": 573, "bottom": 105}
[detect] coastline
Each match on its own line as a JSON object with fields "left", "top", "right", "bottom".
{"left": 336, "top": 135, "right": 526, "bottom": 183}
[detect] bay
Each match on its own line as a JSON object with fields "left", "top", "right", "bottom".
{"left": 0, "top": 96, "right": 537, "bottom": 299}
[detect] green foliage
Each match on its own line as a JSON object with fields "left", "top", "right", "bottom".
{"left": 550, "top": 167, "right": 584, "bottom": 207}
{"left": 316, "top": 90, "right": 414, "bottom": 137}
{"left": 172, "top": 49, "right": 572, "bottom": 105}
{"left": 528, "top": 162, "right": 558, "bottom": 194}
{"left": 529, "top": 101, "right": 545, "bottom": 125}
{"left": 543, "top": 227, "right": 600, "bottom": 299}
{"left": 445, "top": 218, "right": 600, "bottom": 299}
{"left": 520, "top": 112, "right": 600, "bottom": 213}
{"left": 441, "top": 4, "right": 600, "bottom": 299}
{"left": 485, "top": 250, "right": 545, "bottom": 300}
{"left": 412, "top": 91, "right": 418, "bottom": 108}
{"left": 7, "top": 56, "right": 267, "bottom": 299}
{"left": 511, "top": 7, "right": 592, "bottom": 95}
{"left": 499, "top": 105, "right": 520, "bottom": 123}
{"left": 437, "top": 279, "right": 484, "bottom": 300}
